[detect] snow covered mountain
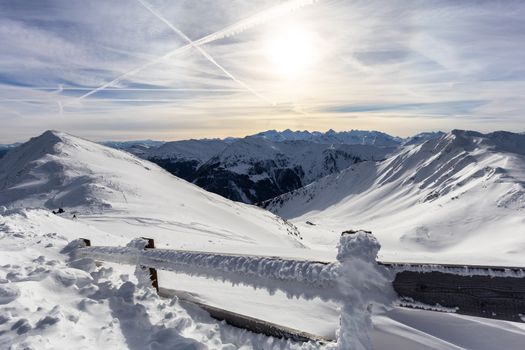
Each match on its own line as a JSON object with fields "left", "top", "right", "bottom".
{"left": 264, "top": 130, "right": 525, "bottom": 265}
{"left": 147, "top": 139, "right": 231, "bottom": 181}
{"left": 99, "top": 130, "right": 441, "bottom": 204}
{"left": 2, "top": 130, "right": 525, "bottom": 350}
{"left": 193, "top": 137, "right": 394, "bottom": 203}
{"left": 252, "top": 128, "right": 404, "bottom": 147}
{"left": 402, "top": 131, "right": 445, "bottom": 146}
{"left": 0, "top": 130, "right": 303, "bottom": 251}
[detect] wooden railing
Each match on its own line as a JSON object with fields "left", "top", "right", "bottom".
{"left": 74, "top": 232, "right": 525, "bottom": 346}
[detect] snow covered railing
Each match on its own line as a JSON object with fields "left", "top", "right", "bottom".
{"left": 73, "top": 231, "right": 525, "bottom": 346}
{"left": 383, "top": 262, "right": 525, "bottom": 323}
{"left": 77, "top": 242, "right": 341, "bottom": 301}
{"left": 74, "top": 230, "right": 394, "bottom": 349}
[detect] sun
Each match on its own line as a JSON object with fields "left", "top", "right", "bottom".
{"left": 264, "top": 26, "right": 319, "bottom": 78}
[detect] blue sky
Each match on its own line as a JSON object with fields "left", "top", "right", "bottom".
{"left": 0, "top": 0, "right": 524, "bottom": 142}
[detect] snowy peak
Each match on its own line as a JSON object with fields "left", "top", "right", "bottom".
{"left": 446, "top": 129, "right": 525, "bottom": 156}
{"left": 0, "top": 130, "right": 154, "bottom": 211}
{"left": 0, "top": 130, "right": 305, "bottom": 249}
{"left": 250, "top": 129, "right": 403, "bottom": 147}
{"left": 367, "top": 130, "right": 525, "bottom": 198}
{"left": 265, "top": 130, "right": 525, "bottom": 262}
{"left": 403, "top": 131, "right": 445, "bottom": 146}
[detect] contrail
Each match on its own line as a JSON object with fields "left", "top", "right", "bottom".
{"left": 0, "top": 87, "right": 244, "bottom": 92}
{"left": 136, "top": 0, "right": 274, "bottom": 105}
{"left": 72, "top": 0, "right": 317, "bottom": 103}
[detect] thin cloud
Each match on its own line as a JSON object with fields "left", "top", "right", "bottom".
{"left": 0, "top": 0, "right": 524, "bottom": 142}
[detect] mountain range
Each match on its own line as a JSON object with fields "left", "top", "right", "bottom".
{"left": 115, "top": 129, "right": 444, "bottom": 203}
{"left": 2, "top": 128, "right": 523, "bottom": 264}
{"left": 263, "top": 130, "right": 525, "bottom": 264}
{"left": 2, "top": 129, "right": 524, "bottom": 348}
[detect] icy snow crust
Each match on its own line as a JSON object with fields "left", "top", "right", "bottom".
{"left": 266, "top": 130, "right": 525, "bottom": 266}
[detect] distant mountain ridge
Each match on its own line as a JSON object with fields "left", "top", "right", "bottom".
{"left": 192, "top": 137, "right": 393, "bottom": 203}
{"left": 0, "top": 142, "right": 21, "bottom": 159}
{"left": 0, "top": 129, "right": 445, "bottom": 204}
{"left": 93, "top": 129, "right": 444, "bottom": 204}
{"left": 252, "top": 128, "right": 404, "bottom": 147}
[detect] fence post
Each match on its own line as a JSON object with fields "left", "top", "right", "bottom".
{"left": 141, "top": 237, "right": 159, "bottom": 293}
{"left": 335, "top": 230, "right": 395, "bottom": 350}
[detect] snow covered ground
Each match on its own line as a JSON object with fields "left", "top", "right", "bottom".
{"left": 1, "top": 130, "right": 525, "bottom": 349}
{"left": 2, "top": 209, "right": 525, "bottom": 349}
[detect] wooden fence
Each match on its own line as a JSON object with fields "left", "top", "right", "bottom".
{"left": 75, "top": 234, "right": 525, "bottom": 344}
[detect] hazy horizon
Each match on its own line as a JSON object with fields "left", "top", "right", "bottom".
{"left": 4, "top": 127, "right": 525, "bottom": 145}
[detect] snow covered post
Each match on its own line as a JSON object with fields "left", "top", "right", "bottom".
{"left": 126, "top": 238, "right": 159, "bottom": 292}
{"left": 335, "top": 230, "right": 395, "bottom": 350}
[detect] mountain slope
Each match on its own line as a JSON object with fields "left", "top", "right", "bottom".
{"left": 147, "top": 139, "right": 230, "bottom": 181}
{"left": 193, "top": 137, "right": 393, "bottom": 203}
{"left": 99, "top": 129, "right": 441, "bottom": 205}
{"left": 0, "top": 130, "right": 303, "bottom": 251}
{"left": 264, "top": 130, "right": 525, "bottom": 265}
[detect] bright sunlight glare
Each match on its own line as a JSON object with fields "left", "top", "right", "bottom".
{"left": 264, "top": 26, "right": 319, "bottom": 78}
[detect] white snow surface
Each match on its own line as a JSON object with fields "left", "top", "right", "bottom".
{"left": 0, "top": 130, "right": 303, "bottom": 253}
{"left": 266, "top": 130, "right": 525, "bottom": 266}
{"left": 2, "top": 130, "right": 525, "bottom": 349}
{"left": 2, "top": 208, "right": 525, "bottom": 349}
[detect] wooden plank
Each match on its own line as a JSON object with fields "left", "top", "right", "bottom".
{"left": 381, "top": 261, "right": 525, "bottom": 273}
{"left": 158, "top": 287, "right": 332, "bottom": 344}
{"left": 393, "top": 271, "right": 525, "bottom": 322}
{"left": 141, "top": 237, "right": 159, "bottom": 293}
